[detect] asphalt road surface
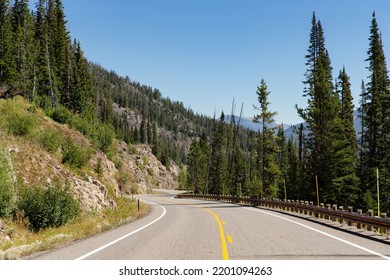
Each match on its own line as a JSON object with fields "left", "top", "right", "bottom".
{"left": 29, "top": 191, "right": 390, "bottom": 260}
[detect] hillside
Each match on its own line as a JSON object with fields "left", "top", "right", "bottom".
{"left": 0, "top": 97, "right": 177, "bottom": 259}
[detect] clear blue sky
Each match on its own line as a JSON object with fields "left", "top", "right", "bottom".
{"left": 56, "top": 0, "right": 390, "bottom": 125}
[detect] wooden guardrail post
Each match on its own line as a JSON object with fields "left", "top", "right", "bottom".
{"left": 347, "top": 207, "right": 353, "bottom": 226}
{"left": 319, "top": 203, "right": 324, "bottom": 218}
{"left": 380, "top": 213, "right": 387, "bottom": 234}
{"left": 339, "top": 206, "right": 344, "bottom": 224}
{"left": 325, "top": 204, "right": 331, "bottom": 220}
{"left": 304, "top": 201, "right": 308, "bottom": 215}
{"left": 357, "top": 209, "right": 363, "bottom": 229}
{"left": 332, "top": 205, "right": 337, "bottom": 222}
{"left": 367, "top": 210, "right": 374, "bottom": 231}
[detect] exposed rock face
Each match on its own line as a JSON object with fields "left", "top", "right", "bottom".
{"left": 112, "top": 142, "right": 178, "bottom": 194}
{"left": 14, "top": 147, "right": 115, "bottom": 212}
{"left": 13, "top": 141, "right": 178, "bottom": 212}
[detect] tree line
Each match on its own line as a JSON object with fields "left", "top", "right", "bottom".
{"left": 0, "top": 0, "right": 215, "bottom": 168}
{"left": 1, "top": 2, "right": 389, "bottom": 213}
{"left": 185, "top": 12, "right": 390, "bottom": 214}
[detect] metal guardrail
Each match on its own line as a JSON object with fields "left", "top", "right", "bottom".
{"left": 176, "top": 193, "right": 390, "bottom": 233}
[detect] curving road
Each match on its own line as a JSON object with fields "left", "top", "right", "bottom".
{"left": 28, "top": 191, "right": 390, "bottom": 260}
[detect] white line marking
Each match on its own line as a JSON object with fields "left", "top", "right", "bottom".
{"left": 75, "top": 200, "right": 166, "bottom": 260}
{"left": 243, "top": 207, "right": 390, "bottom": 260}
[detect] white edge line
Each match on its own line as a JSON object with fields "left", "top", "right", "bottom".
{"left": 244, "top": 207, "right": 390, "bottom": 260}
{"left": 75, "top": 200, "right": 166, "bottom": 260}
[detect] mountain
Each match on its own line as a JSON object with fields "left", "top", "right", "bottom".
{"left": 225, "top": 115, "right": 291, "bottom": 132}
{"left": 227, "top": 110, "right": 362, "bottom": 140}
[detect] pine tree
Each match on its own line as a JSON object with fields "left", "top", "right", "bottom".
{"left": 276, "top": 125, "right": 288, "bottom": 199}
{"left": 332, "top": 67, "right": 359, "bottom": 206}
{"left": 151, "top": 122, "right": 160, "bottom": 158}
{"left": 10, "top": 0, "right": 35, "bottom": 97}
{"left": 0, "top": 0, "right": 15, "bottom": 86}
{"left": 71, "top": 39, "right": 91, "bottom": 113}
{"left": 187, "top": 137, "right": 209, "bottom": 194}
{"left": 297, "top": 13, "right": 348, "bottom": 204}
{"left": 34, "top": 0, "right": 58, "bottom": 107}
{"left": 360, "top": 12, "right": 390, "bottom": 212}
{"left": 286, "top": 136, "right": 299, "bottom": 200}
{"left": 253, "top": 79, "right": 279, "bottom": 198}
{"left": 208, "top": 112, "right": 227, "bottom": 195}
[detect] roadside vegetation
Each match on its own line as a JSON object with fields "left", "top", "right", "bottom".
{"left": 0, "top": 198, "right": 148, "bottom": 260}
{"left": 0, "top": 97, "right": 148, "bottom": 260}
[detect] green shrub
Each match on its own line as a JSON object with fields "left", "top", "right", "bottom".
{"left": 18, "top": 184, "right": 80, "bottom": 231}
{"left": 6, "top": 109, "right": 36, "bottom": 136}
{"left": 38, "top": 129, "right": 62, "bottom": 153}
{"left": 50, "top": 105, "right": 72, "bottom": 124}
{"left": 93, "top": 124, "right": 115, "bottom": 153}
{"left": 0, "top": 150, "right": 16, "bottom": 217}
{"left": 70, "top": 115, "right": 93, "bottom": 137}
{"left": 95, "top": 158, "right": 103, "bottom": 176}
{"left": 61, "top": 138, "right": 92, "bottom": 168}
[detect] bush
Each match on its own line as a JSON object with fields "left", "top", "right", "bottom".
{"left": 95, "top": 158, "right": 103, "bottom": 176}
{"left": 70, "top": 115, "right": 94, "bottom": 137}
{"left": 0, "top": 150, "right": 16, "bottom": 217}
{"left": 61, "top": 138, "right": 92, "bottom": 168}
{"left": 6, "top": 109, "right": 36, "bottom": 136}
{"left": 50, "top": 105, "right": 72, "bottom": 124}
{"left": 93, "top": 124, "right": 115, "bottom": 153}
{"left": 18, "top": 184, "right": 80, "bottom": 231}
{"left": 38, "top": 129, "right": 62, "bottom": 153}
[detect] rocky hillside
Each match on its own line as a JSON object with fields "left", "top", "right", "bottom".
{"left": 0, "top": 97, "right": 178, "bottom": 213}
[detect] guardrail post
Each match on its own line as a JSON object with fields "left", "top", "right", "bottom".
{"left": 325, "top": 204, "right": 331, "bottom": 220}
{"left": 347, "top": 207, "right": 353, "bottom": 226}
{"left": 309, "top": 202, "right": 314, "bottom": 217}
{"left": 380, "top": 213, "right": 387, "bottom": 234}
{"left": 367, "top": 210, "right": 374, "bottom": 231}
{"left": 357, "top": 209, "right": 363, "bottom": 229}
{"left": 338, "top": 206, "right": 344, "bottom": 224}
{"left": 303, "top": 201, "right": 308, "bottom": 215}
{"left": 331, "top": 205, "right": 338, "bottom": 222}
{"left": 319, "top": 203, "right": 324, "bottom": 218}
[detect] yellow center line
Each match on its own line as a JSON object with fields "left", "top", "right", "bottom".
{"left": 203, "top": 208, "right": 229, "bottom": 260}
{"left": 151, "top": 196, "right": 230, "bottom": 260}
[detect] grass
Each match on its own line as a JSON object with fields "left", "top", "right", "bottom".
{"left": 0, "top": 198, "right": 149, "bottom": 260}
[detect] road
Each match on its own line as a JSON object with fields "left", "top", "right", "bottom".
{"left": 29, "top": 191, "right": 390, "bottom": 260}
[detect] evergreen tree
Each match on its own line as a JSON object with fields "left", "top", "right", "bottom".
{"left": 0, "top": 0, "right": 15, "bottom": 86}
{"left": 208, "top": 112, "right": 227, "bottom": 195}
{"left": 187, "top": 139, "right": 210, "bottom": 194}
{"left": 276, "top": 125, "right": 288, "bottom": 199}
{"left": 151, "top": 122, "right": 160, "bottom": 158}
{"left": 10, "top": 0, "right": 35, "bottom": 97}
{"left": 140, "top": 117, "right": 147, "bottom": 144}
{"left": 286, "top": 136, "right": 299, "bottom": 200}
{"left": 360, "top": 12, "right": 390, "bottom": 212}
{"left": 297, "top": 13, "right": 348, "bottom": 204}
{"left": 253, "top": 79, "right": 279, "bottom": 198}
{"left": 71, "top": 39, "right": 91, "bottom": 113}
{"left": 332, "top": 67, "right": 359, "bottom": 206}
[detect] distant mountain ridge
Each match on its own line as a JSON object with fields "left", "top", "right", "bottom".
{"left": 225, "top": 115, "right": 291, "bottom": 131}
{"left": 226, "top": 111, "right": 362, "bottom": 140}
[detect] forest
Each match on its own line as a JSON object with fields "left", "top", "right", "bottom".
{"left": 0, "top": 1, "right": 389, "bottom": 214}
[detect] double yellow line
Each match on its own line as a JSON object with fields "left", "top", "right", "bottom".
{"left": 203, "top": 208, "right": 230, "bottom": 260}
{"left": 152, "top": 196, "right": 232, "bottom": 260}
